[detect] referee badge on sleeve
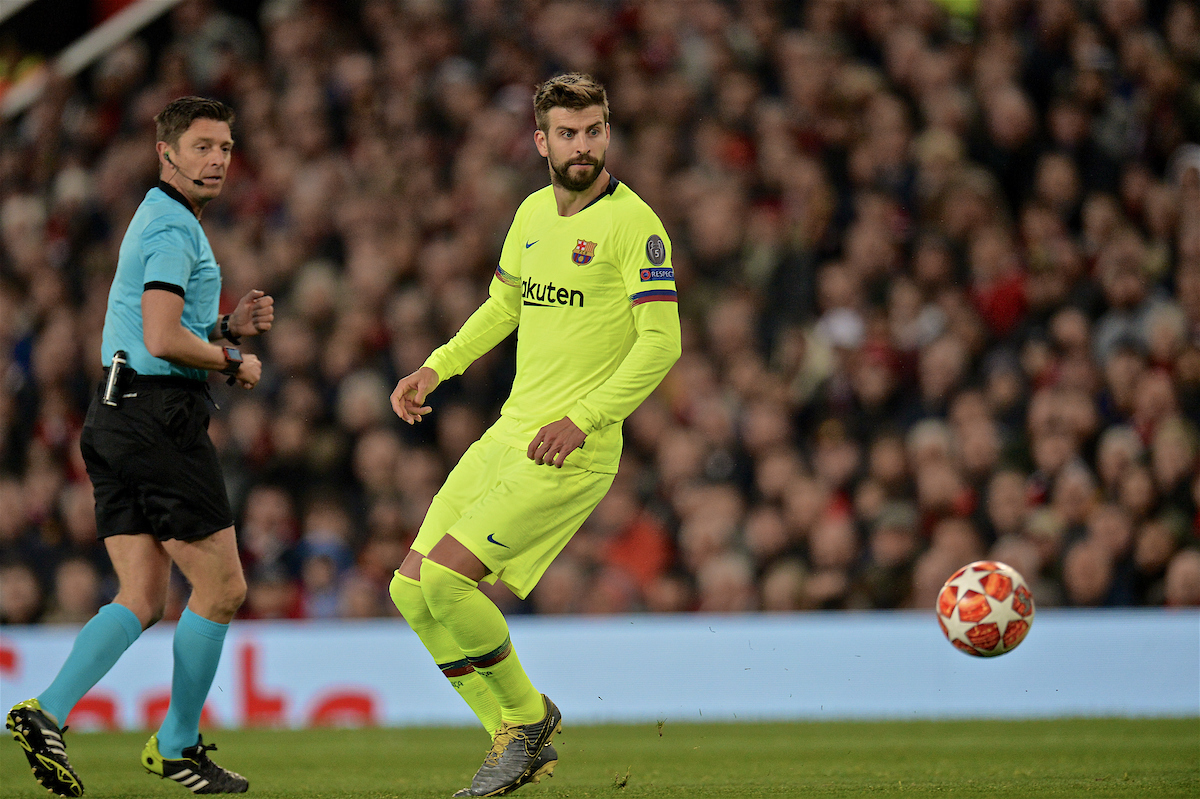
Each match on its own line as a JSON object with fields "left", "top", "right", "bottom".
{"left": 645, "top": 234, "right": 666, "bottom": 266}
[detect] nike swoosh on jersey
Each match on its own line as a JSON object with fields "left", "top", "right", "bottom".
{"left": 486, "top": 533, "right": 510, "bottom": 548}
{"left": 525, "top": 240, "right": 539, "bottom": 248}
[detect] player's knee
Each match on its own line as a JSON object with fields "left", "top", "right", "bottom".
{"left": 113, "top": 590, "right": 167, "bottom": 630}
{"left": 420, "top": 560, "right": 451, "bottom": 609}
{"left": 227, "top": 572, "right": 248, "bottom": 610}
{"left": 390, "top": 571, "right": 425, "bottom": 616}
{"left": 185, "top": 569, "right": 246, "bottom": 622}
{"left": 119, "top": 598, "right": 165, "bottom": 630}
{"left": 213, "top": 572, "right": 247, "bottom": 618}
{"left": 420, "top": 559, "right": 474, "bottom": 617}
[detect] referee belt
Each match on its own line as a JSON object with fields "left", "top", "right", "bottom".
{"left": 100, "top": 370, "right": 207, "bottom": 390}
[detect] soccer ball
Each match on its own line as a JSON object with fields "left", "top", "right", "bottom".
{"left": 936, "top": 560, "right": 1035, "bottom": 657}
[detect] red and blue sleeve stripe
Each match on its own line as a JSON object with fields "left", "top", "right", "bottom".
{"left": 630, "top": 289, "right": 678, "bottom": 306}
{"left": 494, "top": 265, "right": 520, "bottom": 288}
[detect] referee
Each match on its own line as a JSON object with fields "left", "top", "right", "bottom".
{"left": 6, "top": 97, "right": 271, "bottom": 796}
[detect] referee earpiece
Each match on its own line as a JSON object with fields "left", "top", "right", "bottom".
{"left": 164, "top": 151, "right": 205, "bottom": 187}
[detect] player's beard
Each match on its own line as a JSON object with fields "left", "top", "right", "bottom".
{"left": 550, "top": 152, "right": 605, "bottom": 193}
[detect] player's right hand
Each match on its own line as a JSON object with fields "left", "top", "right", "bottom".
{"left": 391, "top": 366, "right": 438, "bottom": 424}
{"left": 235, "top": 353, "right": 262, "bottom": 389}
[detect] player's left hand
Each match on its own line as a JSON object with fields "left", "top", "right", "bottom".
{"left": 528, "top": 416, "right": 586, "bottom": 468}
{"left": 231, "top": 289, "right": 274, "bottom": 337}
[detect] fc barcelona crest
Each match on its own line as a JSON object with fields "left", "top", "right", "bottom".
{"left": 572, "top": 239, "right": 597, "bottom": 265}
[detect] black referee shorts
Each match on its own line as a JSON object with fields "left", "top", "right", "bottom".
{"left": 80, "top": 376, "right": 234, "bottom": 542}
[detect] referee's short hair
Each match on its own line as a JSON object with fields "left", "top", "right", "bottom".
{"left": 533, "top": 74, "right": 608, "bottom": 133}
{"left": 154, "top": 96, "right": 235, "bottom": 146}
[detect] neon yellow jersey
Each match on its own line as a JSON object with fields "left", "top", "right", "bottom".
{"left": 424, "top": 178, "right": 681, "bottom": 473}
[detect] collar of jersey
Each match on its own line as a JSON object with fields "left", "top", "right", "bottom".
{"left": 157, "top": 180, "right": 198, "bottom": 218}
{"left": 577, "top": 174, "right": 620, "bottom": 214}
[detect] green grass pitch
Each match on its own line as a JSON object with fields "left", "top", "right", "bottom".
{"left": 2, "top": 718, "right": 1196, "bottom": 798}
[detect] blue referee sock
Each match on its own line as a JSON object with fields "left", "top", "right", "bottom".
{"left": 157, "top": 608, "right": 229, "bottom": 759}
{"left": 38, "top": 603, "right": 143, "bottom": 725}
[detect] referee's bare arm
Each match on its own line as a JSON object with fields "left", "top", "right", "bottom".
{"left": 143, "top": 288, "right": 262, "bottom": 387}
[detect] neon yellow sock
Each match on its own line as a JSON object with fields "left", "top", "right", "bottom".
{"left": 419, "top": 559, "right": 545, "bottom": 724}
{"left": 389, "top": 571, "right": 502, "bottom": 736}
{"left": 452, "top": 672, "right": 503, "bottom": 738}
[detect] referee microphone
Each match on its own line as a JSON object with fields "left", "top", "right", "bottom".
{"left": 164, "top": 152, "right": 207, "bottom": 187}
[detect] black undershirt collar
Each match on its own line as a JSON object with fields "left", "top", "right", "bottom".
{"left": 157, "top": 180, "right": 198, "bottom": 218}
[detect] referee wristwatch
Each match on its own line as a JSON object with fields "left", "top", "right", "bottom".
{"left": 221, "top": 346, "right": 243, "bottom": 385}
{"left": 220, "top": 313, "right": 241, "bottom": 344}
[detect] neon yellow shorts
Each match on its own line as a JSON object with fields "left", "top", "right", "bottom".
{"left": 412, "top": 434, "right": 616, "bottom": 598}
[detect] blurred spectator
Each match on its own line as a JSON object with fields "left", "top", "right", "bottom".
{"left": 242, "top": 565, "right": 302, "bottom": 620}
{"left": 0, "top": 563, "right": 44, "bottom": 624}
{"left": 43, "top": 556, "right": 104, "bottom": 624}
{"left": 337, "top": 571, "right": 388, "bottom": 619}
{"left": 1132, "top": 512, "right": 1185, "bottom": 605}
{"left": 1062, "top": 537, "right": 1117, "bottom": 607}
{"left": 861, "top": 501, "right": 921, "bottom": 609}
{"left": 3, "top": 0, "right": 1199, "bottom": 620}
{"left": 300, "top": 553, "right": 342, "bottom": 619}
{"left": 1163, "top": 548, "right": 1200, "bottom": 607}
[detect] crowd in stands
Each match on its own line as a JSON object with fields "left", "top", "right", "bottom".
{"left": 3, "top": 0, "right": 1200, "bottom": 625}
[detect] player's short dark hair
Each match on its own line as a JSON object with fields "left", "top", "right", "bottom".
{"left": 533, "top": 73, "right": 609, "bottom": 132}
{"left": 154, "top": 96, "right": 235, "bottom": 147}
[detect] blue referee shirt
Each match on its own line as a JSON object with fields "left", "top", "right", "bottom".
{"left": 101, "top": 183, "right": 221, "bottom": 381}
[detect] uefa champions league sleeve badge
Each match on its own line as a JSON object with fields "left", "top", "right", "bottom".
{"left": 645, "top": 234, "right": 666, "bottom": 266}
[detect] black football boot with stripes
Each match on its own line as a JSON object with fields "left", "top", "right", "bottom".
{"left": 142, "top": 733, "right": 249, "bottom": 794}
{"left": 7, "top": 698, "right": 84, "bottom": 797}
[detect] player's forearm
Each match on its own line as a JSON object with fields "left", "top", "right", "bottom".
{"left": 567, "top": 324, "right": 681, "bottom": 434}
{"left": 424, "top": 296, "right": 518, "bottom": 380}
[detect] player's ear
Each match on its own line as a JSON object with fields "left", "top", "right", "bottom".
{"left": 533, "top": 129, "right": 549, "bottom": 158}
